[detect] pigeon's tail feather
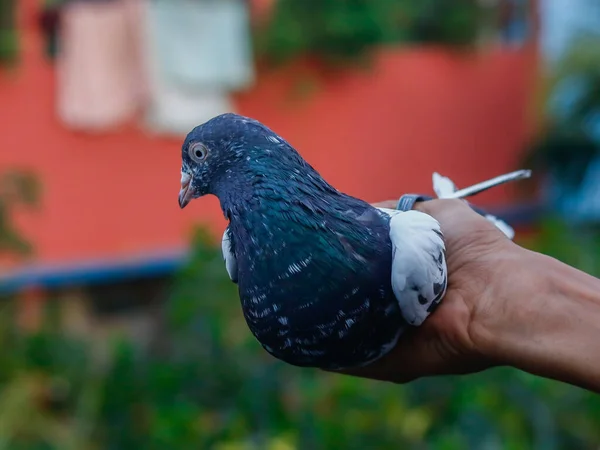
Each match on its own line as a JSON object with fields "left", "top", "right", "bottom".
{"left": 484, "top": 214, "right": 515, "bottom": 240}
{"left": 432, "top": 172, "right": 457, "bottom": 198}
{"left": 441, "top": 170, "right": 531, "bottom": 200}
{"left": 431, "top": 170, "right": 531, "bottom": 241}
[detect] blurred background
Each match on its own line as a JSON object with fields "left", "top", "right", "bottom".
{"left": 1, "top": 0, "right": 600, "bottom": 448}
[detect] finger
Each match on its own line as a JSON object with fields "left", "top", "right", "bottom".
{"left": 414, "top": 198, "right": 482, "bottom": 221}
{"left": 371, "top": 199, "right": 399, "bottom": 209}
{"left": 415, "top": 199, "right": 505, "bottom": 239}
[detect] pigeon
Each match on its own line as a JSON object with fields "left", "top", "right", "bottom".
{"left": 178, "top": 113, "right": 530, "bottom": 371}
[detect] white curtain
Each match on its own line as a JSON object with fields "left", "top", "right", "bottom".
{"left": 141, "top": 0, "right": 255, "bottom": 136}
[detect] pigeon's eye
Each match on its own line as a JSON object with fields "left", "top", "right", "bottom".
{"left": 189, "top": 143, "right": 209, "bottom": 163}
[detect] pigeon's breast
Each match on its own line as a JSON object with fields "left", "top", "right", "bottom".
{"left": 234, "top": 215, "right": 407, "bottom": 370}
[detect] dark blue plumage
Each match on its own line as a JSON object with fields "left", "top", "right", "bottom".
{"left": 178, "top": 114, "right": 418, "bottom": 369}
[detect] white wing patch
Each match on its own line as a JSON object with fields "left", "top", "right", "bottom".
{"left": 377, "top": 207, "right": 401, "bottom": 218}
{"left": 221, "top": 227, "right": 238, "bottom": 283}
{"left": 374, "top": 170, "right": 528, "bottom": 325}
{"left": 379, "top": 208, "right": 448, "bottom": 326}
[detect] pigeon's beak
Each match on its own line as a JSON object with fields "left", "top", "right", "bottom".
{"left": 178, "top": 172, "right": 193, "bottom": 209}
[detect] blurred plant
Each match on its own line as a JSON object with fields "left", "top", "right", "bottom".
{"left": 519, "top": 215, "right": 600, "bottom": 277}
{"left": 1, "top": 223, "right": 600, "bottom": 448}
{"left": 254, "top": 0, "right": 484, "bottom": 69}
{"left": 0, "top": 299, "right": 97, "bottom": 450}
{"left": 0, "top": 0, "right": 18, "bottom": 66}
{"left": 409, "top": 0, "right": 485, "bottom": 48}
{"left": 39, "top": 0, "right": 63, "bottom": 60}
{"left": 526, "top": 36, "right": 600, "bottom": 189}
{"left": 0, "top": 170, "right": 40, "bottom": 256}
{"left": 81, "top": 228, "right": 600, "bottom": 448}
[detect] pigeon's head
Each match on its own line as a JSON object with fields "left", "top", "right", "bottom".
{"left": 178, "top": 113, "right": 304, "bottom": 209}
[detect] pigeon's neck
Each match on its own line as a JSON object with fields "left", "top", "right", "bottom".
{"left": 213, "top": 177, "right": 256, "bottom": 220}
{"left": 217, "top": 166, "right": 391, "bottom": 300}
{"left": 214, "top": 163, "right": 338, "bottom": 222}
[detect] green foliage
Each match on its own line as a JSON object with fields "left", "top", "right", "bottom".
{"left": 526, "top": 36, "right": 600, "bottom": 188}
{"left": 255, "top": 0, "right": 483, "bottom": 68}
{"left": 0, "top": 0, "right": 18, "bottom": 66}
{"left": 407, "top": 0, "right": 483, "bottom": 47}
{"left": 0, "top": 301, "right": 97, "bottom": 450}
{"left": 1, "top": 226, "right": 600, "bottom": 449}
{"left": 519, "top": 216, "right": 600, "bottom": 277}
{"left": 0, "top": 170, "right": 40, "bottom": 257}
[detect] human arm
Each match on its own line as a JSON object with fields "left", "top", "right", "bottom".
{"left": 476, "top": 246, "right": 600, "bottom": 393}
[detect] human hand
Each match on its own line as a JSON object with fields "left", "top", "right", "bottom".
{"left": 335, "top": 198, "right": 531, "bottom": 383}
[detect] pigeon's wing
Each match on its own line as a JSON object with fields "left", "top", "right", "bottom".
{"left": 221, "top": 226, "right": 238, "bottom": 283}
{"left": 378, "top": 208, "right": 447, "bottom": 326}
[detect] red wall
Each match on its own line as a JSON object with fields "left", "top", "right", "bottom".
{"left": 0, "top": 0, "right": 538, "bottom": 270}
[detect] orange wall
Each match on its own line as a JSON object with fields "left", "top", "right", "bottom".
{"left": 0, "top": 0, "right": 538, "bottom": 270}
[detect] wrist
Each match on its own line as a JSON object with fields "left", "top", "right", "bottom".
{"left": 476, "top": 248, "right": 600, "bottom": 391}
